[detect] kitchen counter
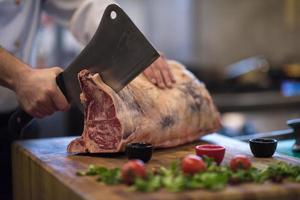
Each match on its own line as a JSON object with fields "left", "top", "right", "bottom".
{"left": 213, "top": 91, "right": 300, "bottom": 111}
{"left": 12, "top": 134, "right": 300, "bottom": 200}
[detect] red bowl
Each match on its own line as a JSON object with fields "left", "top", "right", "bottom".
{"left": 195, "top": 144, "right": 226, "bottom": 165}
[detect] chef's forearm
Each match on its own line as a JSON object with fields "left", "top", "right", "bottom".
{"left": 0, "top": 46, "right": 30, "bottom": 91}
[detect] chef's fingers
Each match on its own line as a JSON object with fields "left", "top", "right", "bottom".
{"left": 168, "top": 68, "right": 176, "bottom": 83}
{"left": 35, "top": 98, "right": 53, "bottom": 116}
{"left": 152, "top": 64, "right": 165, "bottom": 89}
{"left": 143, "top": 67, "right": 157, "bottom": 85}
{"left": 52, "top": 66, "right": 64, "bottom": 76}
{"left": 32, "top": 110, "right": 44, "bottom": 119}
{"left": 36, "top": 106, "right": 52, "bottom": 116}
{"left": 143, "top": 56, "right": 174, "bottom": 89}
{"left": 28, "top": 103, "right": 47, "bottom": 118}
{"left": 157, "top": 61, "right": 175, "bottom": 88}
{"left": 160, "top": 55, "right": 176, "bottom": 83}
{"left": 51, "top": 86, "right": 70, "bottom": 112}
{"left": 24, "top": 107, "right": 43, "bottom": 118}
{"left": 47, "top": 93, "right": 61, "bottom": 113}
{"left": 160, "top": 68, "right": 173, "bottom": 88}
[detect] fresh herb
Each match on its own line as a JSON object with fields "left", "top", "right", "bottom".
{"left": 229, "top": 167, "right": 260, "bottom": 184}
{"left": 77, "top": 161, "right": 300, "bottom": 192}
{"left": 258, "top": 162, "right": 300, "bottom": 183}
{"left": 193, "top": 172, "right": 228, "bottom": 190}
{"left": 134, "top": 174, "right": 162, "bottom": 192}
{"left": 77, "top": 165, "right": 121, "bottom": 185}
{"left": 202, "top": 156, "right": 216, "bottom": 167}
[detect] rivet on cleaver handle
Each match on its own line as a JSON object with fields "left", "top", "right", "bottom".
{"left": 8, "top": 73, "right": 68, "bottom": 137}
{"left": 8, "top": 108, "right": 34, "bottom": 138}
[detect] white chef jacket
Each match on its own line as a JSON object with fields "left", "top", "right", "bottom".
{"left": 0, "top": 0, "right": 115, "bottom": 113}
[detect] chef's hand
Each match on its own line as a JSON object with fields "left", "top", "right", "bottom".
{"left": 14, "top": 67, "right": 70, "bottom": 118}
{"left": 143, "top": 55, "right": 176, "bottom": 89}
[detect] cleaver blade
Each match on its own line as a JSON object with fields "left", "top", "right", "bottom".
{"left": 59, "top": 4, "right": 159, "bottom": 112}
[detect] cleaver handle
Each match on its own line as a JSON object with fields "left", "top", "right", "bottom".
{"left": 8, "top": 72, "right": 68, "bottom": 137}
{"left": 8, "top": 108, "right": 34, "bottom": 138}
{"left": 55, "top": 72, "right": 69, "bottom": 102}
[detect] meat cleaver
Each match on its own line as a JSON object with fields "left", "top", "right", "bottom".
{"left": 9, "top": 4, "right": 159, "bottom": 136}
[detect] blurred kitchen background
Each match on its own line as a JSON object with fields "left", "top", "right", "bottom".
{"left": 30, "top": 0, "right": 300, "bottom": 144}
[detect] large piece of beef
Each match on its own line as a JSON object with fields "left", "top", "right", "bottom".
{"left": 67, "top": 60, "right": 220, "bottom": 153}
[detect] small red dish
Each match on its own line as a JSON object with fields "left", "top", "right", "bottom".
{"left": 195, "top": 144, "right": 226, "bottom": 165}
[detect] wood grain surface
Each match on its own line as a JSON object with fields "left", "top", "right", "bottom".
{"left": 12, "top": 133, "right": 300, "bottom": 200}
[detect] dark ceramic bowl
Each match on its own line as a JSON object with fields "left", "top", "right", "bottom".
{"left": 249, "top": 138, "right": 277, "bottom": 158}
{"left": 125, "top": 143, "right": 153, "bottom": 163}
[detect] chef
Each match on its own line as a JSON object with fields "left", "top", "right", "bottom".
{"left": 0, "top": 0, "right": 175, "bottom": 199}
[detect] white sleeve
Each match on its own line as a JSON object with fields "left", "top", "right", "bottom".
{"left": 44, "top": 0, "right": 116, "bottom": 45}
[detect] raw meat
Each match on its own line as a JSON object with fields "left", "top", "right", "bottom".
{"left": 67, "top": 60, "right": 221, "bottom": 153}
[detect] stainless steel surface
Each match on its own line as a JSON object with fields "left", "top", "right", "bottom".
{"left": 226, "top": 56, "right": 269, "bottom": 79}
{"left": 235, "top": 118, "right": 300, "bottom": 153}
{"left": 220, "top": 103, "right": 300, "bottom": 141}
{"left": 235, "top": 129, "right": 294, "bottom": 142}
{"left": 287, "top": 119, "right": 300, "bottom": 152}
{"left": 213, "top": 91, "right": 300, "bottom": 111}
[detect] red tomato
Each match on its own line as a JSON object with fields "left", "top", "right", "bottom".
{"left": 181, "top": 155, "right": 207, "bottom": 175}
{"left": 230, "top": 155, "right": 252, "bottom": 171}
{"left": 121, "top": 160, "right": 147, "bottom": 185}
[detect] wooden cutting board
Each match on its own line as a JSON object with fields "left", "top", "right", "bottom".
{"left": 12, "top": 134, "right": 300, "bottom": 200}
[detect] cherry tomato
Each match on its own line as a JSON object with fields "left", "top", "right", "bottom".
{"left": 121, "top": 160, "right": 147, "bottom": 185}
{"left": 230, "top": 155, "right": 252, "bottom": 171}
{"left": 181, "top": 154, "right": 207, "bottom": 175}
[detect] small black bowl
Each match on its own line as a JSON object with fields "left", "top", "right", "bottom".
{"left": 125, "top": 143, "right": 153, "bottom": 163}
{"left": 249, "top": 138, "right": 277, "bottom": 158}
